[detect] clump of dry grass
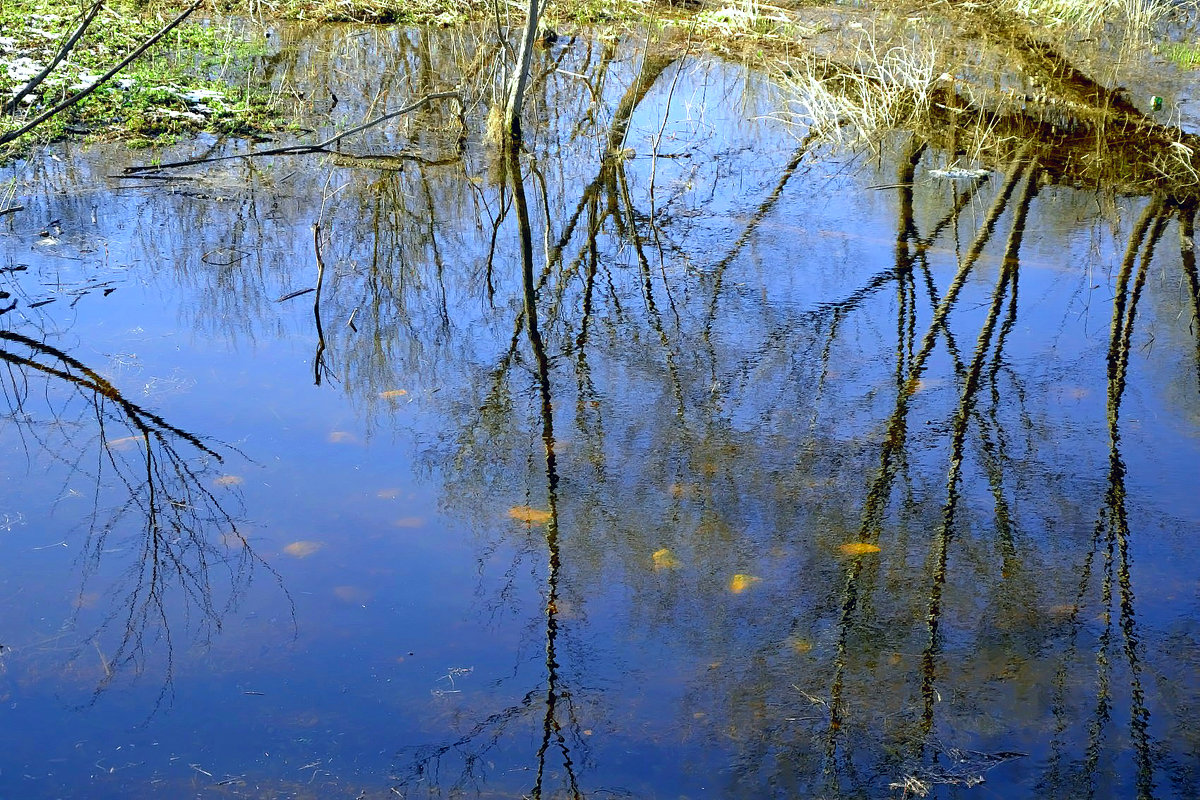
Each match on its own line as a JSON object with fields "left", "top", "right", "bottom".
{"left": 1000, "top": 0, "right": 1168, "bottom": 39}
{"left": 776, "top": 31, "right": 939, "bottom": 146}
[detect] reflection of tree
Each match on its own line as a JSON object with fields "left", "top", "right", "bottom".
{"left": 386, "top": 39, "right": 698, "bottom": 798}
{"left": 65, "top": 18, "right": 1200, "bottom": 797}
{"left": 361, "top": 34, "right": 1197, "bottom": 796}
{"left": 0, "top": 319, "right": 274, "bottom": 703}
{"left": 391, "top": 112, "right": 589, "bottom": 800}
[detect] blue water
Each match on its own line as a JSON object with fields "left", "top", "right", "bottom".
{"left": 2, "top": 24, "right": 1199, "bottom": 799}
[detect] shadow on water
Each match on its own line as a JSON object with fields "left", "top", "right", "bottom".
{"left": 2, "top": 10, "right": 1200, "bottom": 799}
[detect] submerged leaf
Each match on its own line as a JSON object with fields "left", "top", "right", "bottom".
{"left": 214, "top": 475, "right": 244, "bottom": 487}
{"left": 379, "top": 389, "right": 408, "bottom": 399}
{"left": 327, "top": 431, "right": 356, "bottom": 443}
{"left": 652, "top": 548, "right": 681, "bottom": 570}
{"left": 839, "top": 542, "right": 882, "bottom": 556}
{"left": 377, "top": 488, "right": 401, "bottom": 499}
{"left": 333, "top": 585, "right": 371, "bottom": 603}
{"left": 283, "top": 541, "right": 323, "bottom": 558}
{"left": 729, "top": 574, "right": 761, "bottom": 593}
{"left": 393, "top": 516, "right": 424, "bottom": 528}
{"left": 508, "top": 506, "right": 552, "bottom": 525}
{"left": 105, "top": 434, "right": 147, "bottom": 450}
{"left": 789, "top": 637, "right": 814, "bottom": 654}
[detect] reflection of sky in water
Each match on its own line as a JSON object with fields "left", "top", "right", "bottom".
{"left": 2, "top": 25, "right": 1199, "bottom": 799}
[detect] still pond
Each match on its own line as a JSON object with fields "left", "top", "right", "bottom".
{"left": 2, "top": 20, "right": 1199, "bottom": 800}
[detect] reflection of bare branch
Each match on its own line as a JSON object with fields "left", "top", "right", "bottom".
{"left": 1, "top": 330, "right": 218, "bottom": 459}
{"left": 1, "top": 325, "right": 283, "bottom": 703}
{"left": 312, "top": 223, "right": 331, "bottom": 386}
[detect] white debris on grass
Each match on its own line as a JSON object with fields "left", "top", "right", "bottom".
{"left": 146, "top": 84, "right": 229, "bottom": 115}
{"left": 151, "top": 108, "right": 207, "bottom": 125}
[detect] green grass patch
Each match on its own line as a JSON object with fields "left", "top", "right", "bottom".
{"left": 1163, "top": 41, "right": 1200, "bottom": 68}
{"left": 1, "top": 0, "right": 281, "bottom": 156}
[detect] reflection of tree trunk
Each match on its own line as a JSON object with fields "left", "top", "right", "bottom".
{"left": 1043, "top": 198, "right": 1165, "bottom": 797}
{"left": 505, "top": 144, "right": 582, "bottom": 799}
{"left": 607, "top": 51, "right": 679, "bottom": 154}
{"left": 1091, "top": 196, "right": 1164, "bottom": 798}
{"left": 920, "top": 164, "right": 1038, "bottom": 733}
{"left": 860, "top": 149, "right": 1031, "bottom": 539}
{"left": 1179, "top": 201, "right": 1200, "bottom": 393}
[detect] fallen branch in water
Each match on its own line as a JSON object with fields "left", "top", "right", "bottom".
{"left": 123, "top": 91, "right": 466, "bottom": 174}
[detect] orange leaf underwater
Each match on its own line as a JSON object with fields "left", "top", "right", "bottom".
{"left": 652, "top": 548, "right": 681, "bottom": 570}
{"left": 508, "top": 506, "right": 552, "bottom": 525}
{"left": 283, "top": 541, "right": 324, "bottom": 558}
{"left": 839, "top": 542, "right": 882, "bottom": 556}
{"left": 729, "top": 574, "right": 761, "bottom": 593}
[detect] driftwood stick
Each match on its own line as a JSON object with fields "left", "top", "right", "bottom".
{"left": 0, "top": 0, "right": 205, "bottom": 147}
{"left": 3, "top": 0, "right": 105, "bottom": 115}
{"left": 123, "top": 91, "right": 464, "bottom": 174}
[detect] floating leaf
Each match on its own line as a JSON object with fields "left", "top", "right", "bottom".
{"left": 729, "top": 573, "right": 761, "bottom": 593}
{"left": 839, "top": 542, "right": 882, "bottom": 556}
{"left": 508, "top": 506, "right": 552, "bottom": 525}
{"left": 652, "top": 548, "right": 681, "bottom": 570}
{"left": 333, "top": 585, "right": 371, "bottom": 603}
{"left": 789, "top": 637, "right": 814, "bottom": 654}
{"left": 214, "top": 475, "right": 243, "bottom": 487}
{"left": 283, "top": 541, "right": 323, "bottom": 558}
{"left": 380, "top": 389, "right": 408, "bottom": 399}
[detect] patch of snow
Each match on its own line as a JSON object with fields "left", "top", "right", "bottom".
{"left": 2, "top": 57, "right": 45, "bottom": 83}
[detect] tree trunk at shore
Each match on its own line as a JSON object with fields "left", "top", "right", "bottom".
{"left": 503, "top": 0, "right": 542, "bottom": 145}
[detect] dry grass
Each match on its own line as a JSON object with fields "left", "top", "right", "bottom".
{"left": 1000, "top": 0, "right": 1168, "bottom": 38}
{"left": 776, "top": 30, "right": 939, "bottom": 146}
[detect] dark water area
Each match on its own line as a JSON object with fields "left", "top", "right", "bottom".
{"left": 2, "top": 21, "right": 1199, "bottom": 800}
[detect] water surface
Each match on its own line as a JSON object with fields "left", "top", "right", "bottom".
{"left": 2, "top": 22, "right": 1199, "bottom": 799}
